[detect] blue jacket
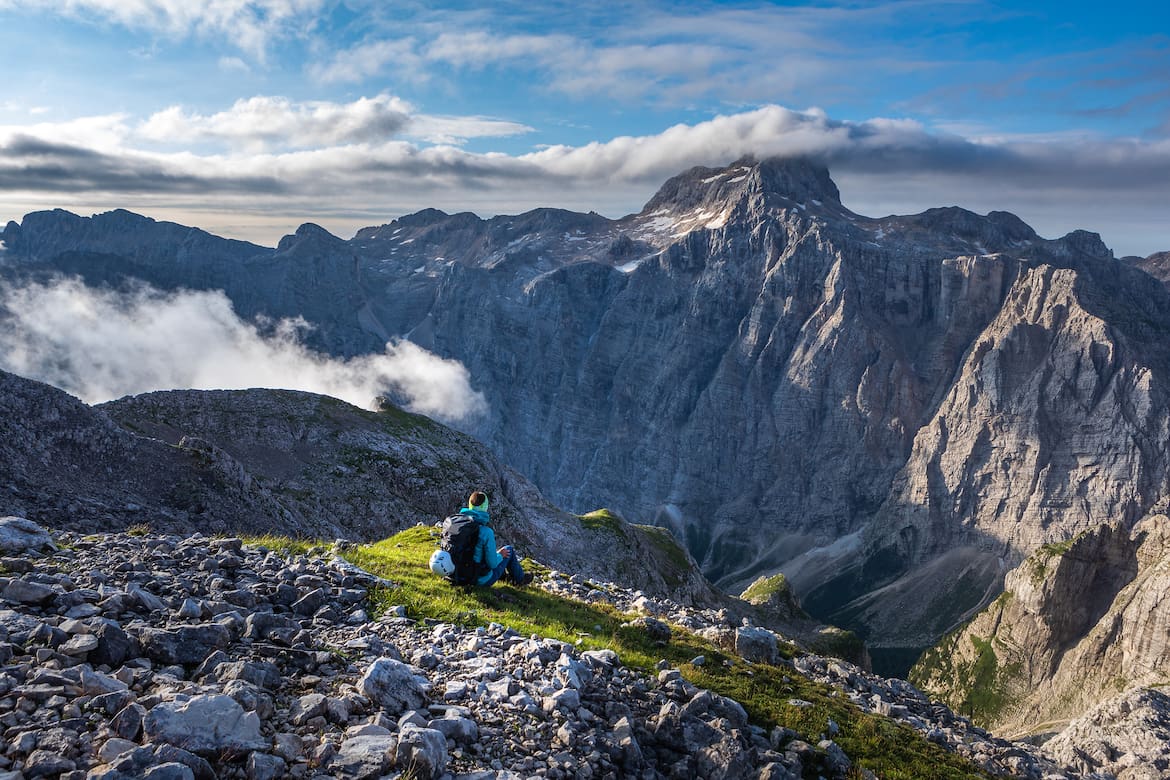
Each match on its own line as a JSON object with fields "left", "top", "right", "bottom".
{"left": 460, "top": 507, "right": 502, "bottom": 586}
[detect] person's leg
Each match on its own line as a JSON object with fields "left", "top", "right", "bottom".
{"left": 504, "top": 546, "right": 525, "bottom": 582}
{"left": 499, "top": 545, "right": 530, "bottom": 584}
{"left": 480, "top": 559, "right": 507, "bottom": 586}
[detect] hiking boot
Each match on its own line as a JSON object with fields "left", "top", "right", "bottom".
{"left": 513, "top": 572, "right": 534, "bottom": 587}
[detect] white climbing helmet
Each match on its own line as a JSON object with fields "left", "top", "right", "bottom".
{"left": 429, "top": 549, "right": 455, "bottom": 576}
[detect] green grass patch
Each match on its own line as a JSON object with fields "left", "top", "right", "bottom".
{"left": 242, "top": 534, "right": 321, "bottom": 557}
{"left": 634, "top": 524, "right": 691, "bottom": 570}
{"left": 578, "top": 508, "right": 627, "bottom": 536}
{"left": 741, "top": 573, "right": 791, "bottom": 605}
{"left": 339, "top": 526, "right": 993, "bottom": 780}
{"left": 1028, "top": 532, "right": 1086, "bottom": 583}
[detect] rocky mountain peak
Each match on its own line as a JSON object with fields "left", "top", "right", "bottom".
{"left": 640, "top": 156, "right": 840, "bottom": 217}
{"left": 275, "top": 222, "right": 345, "bottom": 253}
{"left": 1056, "top": 228, "right": 1112, "bottom": 259}
{"left": 1131, "top": 249, "right": 1170, "bottom": 287}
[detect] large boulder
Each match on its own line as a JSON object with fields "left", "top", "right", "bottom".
{"left": 735, "top": 626, "right": 780, "bottom": 665}
{"left": 358, "top": 658, "right": 427, "bottom": 714}
{"left": 143, "top": 694, "right": 266, "bottom": 756}
{"left": 90, "top": 620, "right": 137, "bottom": 668}
{"left": 393, "top": 725, "right": 448, "bottom": 780}
{"left": 328, "top": 735, "right": 398, "bottom": 779}
{"left": 0, "top": 517, "right": 53, "bottom": 553}
{"left": 139, "top": 624, "right": 230, "bottom": 665}
{"left": 1, "top": 578, "right": 57, "bottom": 606}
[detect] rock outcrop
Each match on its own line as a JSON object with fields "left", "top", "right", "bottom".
{"left": 7, "top": 159, "right": 1170, "bottom": 666}
{"left": 911, "top": 513, "right": 1170, "bottom": 738}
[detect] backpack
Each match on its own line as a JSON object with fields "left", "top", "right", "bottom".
{"left": 439, "top": 514, "right": 485, "bottom": 585}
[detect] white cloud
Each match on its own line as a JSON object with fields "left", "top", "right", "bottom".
{"left": 138, "top": 95, "right": 415, "bottom": 151}
{"left": 0, "top": 0, "right": 326, "bottom": 58}
{"left": 308, "top": 38, "right": 424, "bottom": 85}
{"left": 218, "top": 56, "right": 252, "bottom": 74}
{"left": 0, "top": 277, "right": 488, "bottom": 424}
{"left": 130, "top": 94, "right": 531, "bottom": 151}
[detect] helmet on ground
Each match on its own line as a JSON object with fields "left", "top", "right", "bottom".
{"left": 429, "top": 549, "right": 455, "bottom": 576}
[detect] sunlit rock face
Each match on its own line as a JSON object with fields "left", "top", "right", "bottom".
{"left": 6, "top": 157, "right": 1170, "bottom": 661}
{"left": 912, "top": 514, "right": 1170, "bottom": 739}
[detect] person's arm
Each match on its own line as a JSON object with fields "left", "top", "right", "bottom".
{"left": 479, "top": 526, "right": 503, "bottom": 569}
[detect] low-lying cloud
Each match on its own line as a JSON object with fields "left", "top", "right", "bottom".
{"left": 0, "top": 277, "right": 487, "bottom": 424}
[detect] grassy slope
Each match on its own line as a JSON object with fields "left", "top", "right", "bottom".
{"left": 340, "top": 526, "right": 993, "bottom": 780}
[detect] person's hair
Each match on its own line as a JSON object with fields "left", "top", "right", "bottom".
{"left": 468, "top": 491, "right": 488, "bottom": 508}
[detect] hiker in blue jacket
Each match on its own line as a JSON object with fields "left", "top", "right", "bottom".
{"left": 461, "top": 491, "right": 533, "bottom": 587}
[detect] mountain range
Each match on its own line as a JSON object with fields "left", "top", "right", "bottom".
{"left": 4, "top": 156, "right": 1170, "bottom": 680}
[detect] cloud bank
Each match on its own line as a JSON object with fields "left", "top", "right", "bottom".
{"left": 3, "top": 100, "right": 1169, "bottom": 255}
{"left": 0, "top": 277, "right": 487, "bottom": 424}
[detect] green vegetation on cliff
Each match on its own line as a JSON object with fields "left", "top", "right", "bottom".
{"left": 338, "top": 526, "right": 994, "bottom": 780}
{"left": 741, "top": 573, "right": 792, "bottom": 605}
{"left": 911, "top": 618, "right": 1022, "bottom": 727}
{"left": 578, "top": 508, "right": 627, "bottom": 536}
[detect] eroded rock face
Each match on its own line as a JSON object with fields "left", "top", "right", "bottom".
{"left": 912, "top": 513, "right": 1170, "bottom": 736}
{"left": 1128, "top": 250, "right": 1170, "bottom": 287}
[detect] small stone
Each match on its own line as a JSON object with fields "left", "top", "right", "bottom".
{"left": 272, "top": 733, "right": 302, "bottom": 762}
{"left": 98, "top": 737, "right": 139, "bottom": 763}
{"left": 142, "top": 763, "right": 194, "bottom": 780}
{"left": 329, "top": 735, "right": 396, "bottom": 778}
{"left": 245, "top": 752, "right": 286, "bottom": 780}
{"left": 58, "top": 634, "right": 100, "bottom": 656}
{"left": 393, "top": 725, "right": 448, "bottom": 780}
{"left": 290, "top": 693, "right": 327, "bottom": 726}
{"left": 358, "top": 657, "right": 427, "bottom": 714}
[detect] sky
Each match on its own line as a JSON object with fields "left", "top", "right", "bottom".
{"left": 0, "top": 0, "right": 1168, "bottom": 257}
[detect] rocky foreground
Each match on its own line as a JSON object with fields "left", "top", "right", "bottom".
{"left": 0, "top": 517, "right": 1165, "bottom": 779}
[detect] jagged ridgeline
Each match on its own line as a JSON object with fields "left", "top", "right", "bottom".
{"left": 4, "top": 157, "right": 1170, "bottom": 676}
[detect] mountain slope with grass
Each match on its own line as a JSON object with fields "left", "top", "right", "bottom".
{"left": 338, "top": 524, "right": 1072, "bottom": 779}
{"left": 96, "top": 387, "right": 719, "bottom": 607}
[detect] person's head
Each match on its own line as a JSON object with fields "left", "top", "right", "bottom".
{"left": 468, "top": 491, "right": 489, "bottom": 511}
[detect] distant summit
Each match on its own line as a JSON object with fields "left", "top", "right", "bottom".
{"left": 642, "top": 156, "right": 842, "bottom": 216}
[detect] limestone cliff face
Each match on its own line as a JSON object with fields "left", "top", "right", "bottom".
{"left": 911, "top": 513, "right": 1170, "bottom": 737}
{"left": 6, "top": 159, "right": 1170, "bottom": 662}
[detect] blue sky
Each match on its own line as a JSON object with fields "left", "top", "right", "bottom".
{"left": 1, "top": 0, "right": 1167, "bottom": 255}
